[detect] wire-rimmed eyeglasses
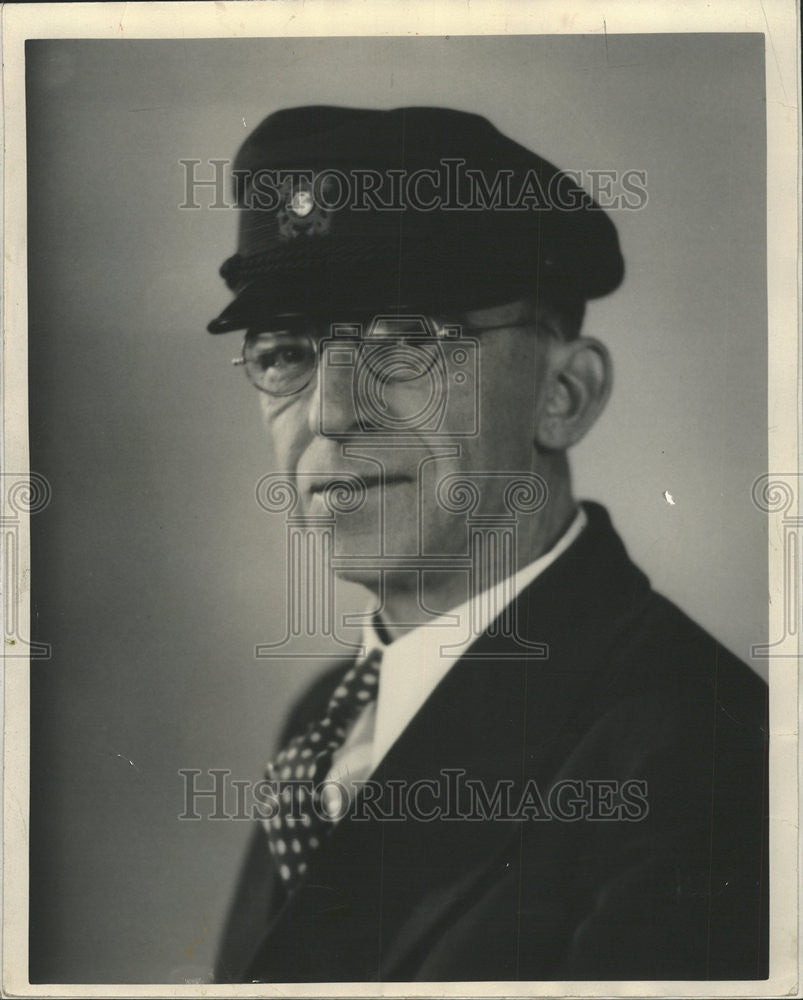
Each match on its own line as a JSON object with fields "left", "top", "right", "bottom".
{"left": 231, "top": 311, "right": 527, "bottom": 397}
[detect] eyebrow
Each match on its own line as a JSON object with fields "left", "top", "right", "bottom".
{"left": 245, "top": 319, "right": 308, "bottom": 337}
{"left": 244, "top": 310, "right": 540, "bottom": 343}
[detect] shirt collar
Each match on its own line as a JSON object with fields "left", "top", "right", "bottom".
{"left": 362, "top": 505, "right": 588, "bottom": 769}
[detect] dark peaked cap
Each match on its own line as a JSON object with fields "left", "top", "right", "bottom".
{"left": 207, "top": 106, "right": 624, "bottom": 333}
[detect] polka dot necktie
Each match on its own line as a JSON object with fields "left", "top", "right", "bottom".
{"left": 262, "top": 648, "right": 382, "bottom": 891}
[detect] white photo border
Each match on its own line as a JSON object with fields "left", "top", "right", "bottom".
{"left": 2, "top": 1, "right": 799, "bottom": 997}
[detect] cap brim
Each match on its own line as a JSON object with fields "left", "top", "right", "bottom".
{"left": 207, "top": 282, "right": 276, "bottom": 334}
{"left": 207, "top": 271, "right": 424, "bottom": 334}
{"left": 206, "top": 270, "right": 461, "bottom": 334}
{"left": 205, "top": 256, "right": 592, "bottom": 334}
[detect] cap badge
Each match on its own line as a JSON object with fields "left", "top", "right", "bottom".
{"left": 277, "top": 176, "right": 331, "bottom": 239}
{"left": 289, "top": 190, "right": 314, "bottom": 217}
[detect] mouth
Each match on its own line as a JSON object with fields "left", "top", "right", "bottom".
{"left": 308, "top": 474, "right": 411, "bottom": 497}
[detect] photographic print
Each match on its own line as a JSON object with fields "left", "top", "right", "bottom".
{"left": 2, "top": 2, "right": 799, "bottom": 996}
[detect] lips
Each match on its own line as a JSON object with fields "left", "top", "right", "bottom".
{"left": 308, "top": 473, "right": 410, "bottom": 495}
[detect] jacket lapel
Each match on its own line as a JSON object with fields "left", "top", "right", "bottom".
{"left": 244, "top": 503, "right": 652, "bottom": 982}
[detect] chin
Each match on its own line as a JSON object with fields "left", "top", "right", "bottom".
{"left": 331, "top": 523, "right": 420, "bottom": 558}
{"left": 331, "top": 566, "right": 383, "bottom": 591}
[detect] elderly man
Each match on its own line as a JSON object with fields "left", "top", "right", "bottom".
{"left": 207, "top": 106, "right": 767, "bottom": 983}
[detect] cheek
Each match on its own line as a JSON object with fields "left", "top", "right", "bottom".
{"left": 260, "top": 398, "right": 310, "bottom": 469}
{"left": 471, "top": 342, "right": 541, "bottom": 467}
{"left": 378, "top": 347, "right": 481, "bottom": 436}
{"left": 375, "top": 378, "right": 446, "bottom": 428}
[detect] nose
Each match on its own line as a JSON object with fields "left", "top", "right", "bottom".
{"left": 306, "top": 346, "right": 361, "bottom": 437}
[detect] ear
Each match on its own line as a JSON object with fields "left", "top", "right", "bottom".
{"left": 534, "top": 337, "right": 612, "bottom": 450}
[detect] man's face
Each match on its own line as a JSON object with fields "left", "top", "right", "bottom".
{"left": 256, "top": 299, "right": 553, "bottom": 584}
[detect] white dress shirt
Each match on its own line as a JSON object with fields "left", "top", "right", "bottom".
{"left": 325, "top": 506, "right": 587, "bottom": 794}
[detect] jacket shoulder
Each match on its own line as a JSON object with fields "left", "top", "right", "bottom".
{"left": 612, "top": 588, "right": 767, "bottom": 728}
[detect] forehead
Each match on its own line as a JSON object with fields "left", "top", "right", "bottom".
{"left": 244, "top": 299, "right": 535, "bottom": 336}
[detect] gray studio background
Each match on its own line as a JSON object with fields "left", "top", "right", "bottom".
{"left": 26, "top": 34, "right": 766, "bottom": 983}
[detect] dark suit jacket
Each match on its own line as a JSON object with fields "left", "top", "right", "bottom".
{"left": 214, "top": 502, "right": 768, "bottom": 983}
